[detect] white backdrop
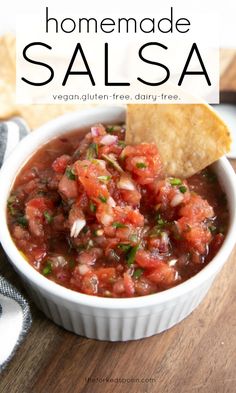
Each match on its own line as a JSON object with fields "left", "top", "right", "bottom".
{"left": 0, "top": 0, "right": 235, "bottom": 48}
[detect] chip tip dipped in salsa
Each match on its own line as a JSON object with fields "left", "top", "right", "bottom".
{"left": 7, "top": 124, "right": 228, "bottom": 298}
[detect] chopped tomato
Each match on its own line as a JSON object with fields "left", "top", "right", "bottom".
{"left": 154, "top": 178, "right": 190, "bottom": 216}
{"left": 52, "top": 155, "right": 71, "bottom": 174}
{"left": 119, "top": 189, "right": 141, "bottom": 206}
{"left": 81, "top": 271, "right": 98, "bottom": 295}
{"left": 99, "top": 144, "right": 122, "bottom": 157}
{"left": 123, "top": 272, "right": 135, "bottom": 296}
{"left": 136, "top": 249, "right": 163, "bottom": 269}
{"left": 58, "top": 174, "right": 78, "bottom": 199}
{"left": 25, "top": 197, "right": 54, "bottom": 237}
{"left": 96, "top": 267, "right": 116, "bottom": 287}
{"left": 113, "top": 206, "right": 144, "bottom": 227}
{"left": 26, "top": 197, "right": 53, "bottom": 211}
{"left": 146, "top": 263, "right": 176, "bottom": 287}
{"left": 113, "top": 279, "right": 125, "bottom": 295}
{"left": 123, "top": 143, "right": 162, "bottom": 185}
{"left": 96, "top": 204, "right": 114, "bottom": 226}
{"left": 76, "top": 160, "right": 110, "bottom": 203}
{"left": 31, "top": 246, "right": 47, "bottom": 263}
{"left": 134, "top": 277, "right": 156, "bottom": 296}
{"left": 179, "top": 194, "right": 214, "bottom": 222}
{"left": 77, "top": 248, "right": 102, "bottom": 265}
{"left": 177, "top": 217, "right": 212, "bottom": 254}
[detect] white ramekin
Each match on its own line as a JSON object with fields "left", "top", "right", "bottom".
{"left": 0, "top": 106, "right": 236, "bottom": 341}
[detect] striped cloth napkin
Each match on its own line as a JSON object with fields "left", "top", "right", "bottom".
{"left": 0, "top": 118, "right": 32, "bottom": 372}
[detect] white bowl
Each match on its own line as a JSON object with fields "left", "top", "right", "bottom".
{"left": 0, "top": 106, "right": 236, "bottom": 341}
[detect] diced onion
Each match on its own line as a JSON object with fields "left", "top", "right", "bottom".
{"left": 174, "top": 271, "right": 179, "bottom": 281}
{"left": 100, "top": 213, "right": 113, "bottom": 226}
{"left": 92, "top": 159, "right": 106, "bottom": 169}
{"left": 117, "top": 174, "right": 136, "bottom": 191}
{"left": 102, "top": 154, "right": 124, "bottom": 173}
{"left": 100, "top": 135, "right": 118, "bottom": 145}
{"left": 91, "top": 126, "right": 100, "bottom": 137}
{"left": 161, "top": 231, "right": 169, "bottom": 246}
{"left": 56, "top": 256, "right": 67, "bottom": 266}
{"left": 107, "top": 196, "right": 116, "bottom": 207}
{"left": 96, "top": 229, "right": 104, "bottom": 236}
{"left": 168, "top": 259, "right": 177, "bottom": 267}
{"left": 51, "top": 256, "right": 67, "bottom": 268}
{"left": 78, "top": 264, "right": 90, "bottom": 275}
{"left": 70, "top": 218, "right": 86, "bottom": 237}
{"left": 170, "top": 194, "right": 184, "bottom": 207}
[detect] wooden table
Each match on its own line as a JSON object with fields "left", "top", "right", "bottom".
{"left": 0, "top": 53, "right": 236, "bottom": 393}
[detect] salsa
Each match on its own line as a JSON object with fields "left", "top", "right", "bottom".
{"left": 7, "top": 125, "right": 229, "bottom": 297}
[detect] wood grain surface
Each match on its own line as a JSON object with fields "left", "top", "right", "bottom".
{"left": 0, "top": 51, "right": 236, "bottom": 393}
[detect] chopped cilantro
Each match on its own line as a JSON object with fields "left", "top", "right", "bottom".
{"left": 149, "top": 226, "right": 163, "bottom": 237}
{"left": 106, "top": 126, "right": 114, "bottom": 133}
{"left": 209, "top": 225, "right": 217, "bottom": 233}
{"left": 102, "top": 154, "right": 124, "bottom": 173}
{"left": 117, "top": 243, "right": 132, "bottom": 252}
{"left": 8, "top": 205, "right": 16, "bottom": 216}
{"left": 7, "top": 195, "right": 17, "bottom": 216}
{"left": 16, "top": 216, "right": 28, "bottom": 228}
{"left": 179, "top": 185, "right": 187, "bottom": 193}
{"left": 89, "top": 201, "right": 97, "bottom": 213}
{"left": 69, "top": 259, "right": 75, "bottom": 269}
{"left": 87, "top": 143, "right": 98, "bottom": 159}
{"left": 77, "top": 244, "right": 86, "bottom": 252}
{"left": 98, "top": 175, "right": 111, "bottom": 183}
{"left": 136, "top": 162, "right": 147, "bottom": 169}
{"left": 86, "top": 239, "right": 94, "bottom": 249}
{"left": 42, "top": 261, "right": 52, "bottom": 276}
{"left": 44, "top": 211, "right": 53, "bottom": 223}
{"left": 129, "top": 234, "right": 139, "bottom": 243}
{"left": 112, "top": 222, "right": 126, "bottom": 229}
{"left": 82, "top": 226, "right": 89, "bottom": 234}
{"left": 37, "top": 190, "right": 47, "bottom": 196}
{"left": 126, "top": 244, "right": 139, "bottom": 267}
{"left": 170, "top": 178, "right": 182, "bottom": 186}
{"left": 99, "top": 195, "right": 107, "bottom": 203}
{"left": 65, "top": 167, "right": 76, "bottom": 180}
{"left": 117, "top": 141, "right": 126, "bottom": 147}
{"left": 156, "top": 214, "right": 165, "bottom": 225}
{"left": 155, "top": 214, "right": 167, "bottom": 228}
{"left": 133, "top": 268, "right": 143, "bottom": 279}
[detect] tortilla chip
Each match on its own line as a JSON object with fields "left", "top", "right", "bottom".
{"left": 0, "top": 80, "right": 15, "bottom": 118}
{"left": 18, "top": 103, "right": 95, "bottom": 129}
{"left": 0, "top": 33, "right": 95, "bottom": 128}
{"left": 0, "top": 34, "right": 17, "bottom": 117}
{"left": 126, "top": 104, "right": 231, "bottom": 178}
{"left": 0, "top": 34, "right": 16, "bottom": 84}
